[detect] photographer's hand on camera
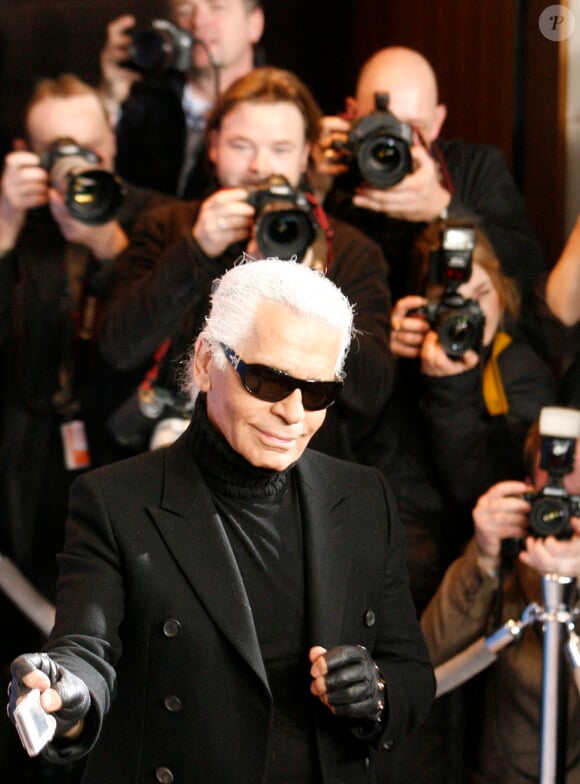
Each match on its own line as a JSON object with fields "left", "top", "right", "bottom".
{"left": 9, "top": 653, "right": 90, "bottom": 741}
{"left": 519, "top": 516, "right": 580, "bottom": 580}
{"left": 390, "top": 295, "right": 430, "bottom": 358}
{"left": 192, "top": 187, "right": 256, "bottom": 258}
{"left": 47, "top": 187, "right": 128, "bottom": 261}
{"left": 353, "top": 143, "right": 451, "bottom": 223}
{"left": 472, "top": 480, "right": 534, "bottom": 576}
{"left": 0, "top": 149, "right": 48, "bottom": 253}
{"left": 420, "top": 329, "right": 479, "bottom": 376}
{"left": 99, "top": 14, "right": 141, "bottom": 124}
{"left": 310, "top": 115, "right": 352, "bottom": 204}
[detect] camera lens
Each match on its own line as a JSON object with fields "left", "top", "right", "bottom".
{"left": 66, "top": 169, "right": 124, "bottom": 225}
{"left": 438, "top": 313, "right": 478, "bottom": 358}
{"left": 129, "top": 29, "right": 170, "bottom": 72}
{"left": 256, "top": 208, "right": 315, "bottom": 260}
{"left": 530, "top": 496, "right": 571, "bottom": 538}
{"left": 357, "top": 135, "right": 412, "bottom": 189}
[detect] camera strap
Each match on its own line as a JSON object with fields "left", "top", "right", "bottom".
{"left": 305, "top": 193, "right": 335, "bottom": 271}
{"left": 430, "top": 141, "right": 455, "bottom": 195}
{"left": 482, "top": 330, "right": 513, "bottom": 415}
{"left": 139, "top": 338, "right": 173, "bottom": 392}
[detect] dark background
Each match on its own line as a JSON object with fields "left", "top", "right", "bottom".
{"left": 0, "top": 0, "right": 567, "bottom": 263}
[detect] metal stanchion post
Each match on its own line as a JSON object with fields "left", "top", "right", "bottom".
{"left": 539, "top": 574, "right": 577, "bottom": 784}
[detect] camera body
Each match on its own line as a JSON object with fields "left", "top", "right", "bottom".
{"left": 524, "top": 407, "right": 580, "bottom": 540}
{"left": 332, "top": 92, "right": 413, "bottom": 189}
{"left": 41, "top": 138, "right": 123, "bottom": 225}
{"left": 246, "top": 175, "right": 318, "bottom": 260}
{"left": 409, "top": 225, "right": 485, "bottom": 359}
{"left": 107, "top": 383, "right": 193, "bottom": 453}
{"left": 125, "top": 19, "right": 194, "bottom": 74}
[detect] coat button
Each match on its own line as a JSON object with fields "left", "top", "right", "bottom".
{"left": 162, "top": 619, "right": 181, "bottom": 638}
{"left": 363, "top": 609, "right": 376, "bottom": 627}
{"left": 155, "top": 767, "right": 174, "bottom": 783}
{"left": 164, "top": 695, "right": 183, "bottom": 713}
{"left": 381, "top": 739, "right": 394, "bottom": 751}
{"left": 363, "top": 756, "right": 371, "bottom": 769}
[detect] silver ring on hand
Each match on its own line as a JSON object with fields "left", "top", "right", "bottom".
{"left": 218, "top": 216, "right": 228, "bottom": 231}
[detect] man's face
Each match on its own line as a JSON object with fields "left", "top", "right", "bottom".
{"left": 26, "top": 94, "right": 116, "bottom": 170}
{"left": 169, "top": 0, "right": 264, "bottom": 72}
{"left": 194, "top": 301, "right": 342, "bottom": 471}
{"left": 208, "top": 100, "right": 310, "bottom": 188}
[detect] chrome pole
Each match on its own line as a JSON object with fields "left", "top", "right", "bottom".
{"left": 539, "top": 574, "right": 577, "bottom": 784}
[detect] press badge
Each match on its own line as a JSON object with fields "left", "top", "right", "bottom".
{"left": 60, "top": 420, "right": 91, "bottom": 471}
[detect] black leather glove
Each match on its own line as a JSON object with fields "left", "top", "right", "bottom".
{"left": 9, "top": 653, "right": 90, "bottom": 736}
{"left": 323, "top": 644, "right": 386, "bottom": 723}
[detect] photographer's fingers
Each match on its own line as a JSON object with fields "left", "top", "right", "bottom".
{"left": 473, "top": 482, "right": 532, "bottom": 557}
{"left": 420, "top": 333, "right": 480, "bottom": 376}
{"left": 100, "top": 14, "right": 140, "bottom": 114}
{"left": 390, "top": 297, "right": 429, "bottom": 358}
{"left": 1, "top": 152, "right": 48, "bottom": 211}
{"left": 314, "top": 115, "right": 350, "bottom": 175}
{"left": 520, "top": 535, "right": 580, "bottom": 579}
{"left": 192, "top": 188, "right": 255, "bottom": 257}
{"left": 102, "top": 14, "right": 136, "bottom": 66}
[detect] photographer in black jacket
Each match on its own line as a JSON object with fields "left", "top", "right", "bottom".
{"left": 315, "top": 46, "right": 546, "bottom": 309}
{"left": 100, "top": 0, "right": 265, "bottom": 198}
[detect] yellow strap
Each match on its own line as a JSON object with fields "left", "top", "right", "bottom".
{"left": 482, "top": 331, "right": 512, "bottom": 415}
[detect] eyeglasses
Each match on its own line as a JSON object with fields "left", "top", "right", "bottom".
{"left": 220, "top": 343, "right": 343, "bottom": 411}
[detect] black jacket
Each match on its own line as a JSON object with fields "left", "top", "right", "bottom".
{"left": 0, "top": 184, "right": 170, "bottom": 576}
{"left": 41, "top": 425, "right": 435, "bottom": 783}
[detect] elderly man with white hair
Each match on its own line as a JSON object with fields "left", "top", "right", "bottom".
{"left": 8, "top": 258, "right": 434, "bottom": 784}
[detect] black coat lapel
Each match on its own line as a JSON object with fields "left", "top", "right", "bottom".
{"left": 296, "top": 452, "right": 353, "bottom": 648}
{"left": 148, "top": 438, "right": 270, "bottom": 694}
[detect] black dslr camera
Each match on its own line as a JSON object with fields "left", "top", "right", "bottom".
{"left": 409, "top": 225, "right": 485, "bottom": 359}
{"left": 41, "top": 138, "right": 123, "bottom": 225}
{"left": 107, "top": 382, "right": 193, "bottom": 453}
{"left": 124, "top": 19, "right": 194, "bottom": 74}
{"left": 524, "top": 407, "right": 580, "bottom": 540}
{"left": 246, "top": 175, "right": 318, "bottom": 260}
{"left": 331, "top": 92, "right": 413, "bottom": 188}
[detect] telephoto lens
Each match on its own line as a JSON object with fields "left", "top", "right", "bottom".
{"left": 43, "top": 138, "right": 123, "bottom": 225}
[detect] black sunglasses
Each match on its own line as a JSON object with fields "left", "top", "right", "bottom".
{"left": 220, "top": 343, "right": 343, "bottom": 411}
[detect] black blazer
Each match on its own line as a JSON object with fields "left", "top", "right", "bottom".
{"left": 42, "top": 425, "right": 435, "bottom": 783}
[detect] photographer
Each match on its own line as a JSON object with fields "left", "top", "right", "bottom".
{"left": 316, "top": 46, "right": 545, "bottom": 308}
{"left": 366, "top": 223, "right": 556, "bottom": 615}
{"left": 421, "top": 408, "right": 580, "bottom": 783}
{"left": 99, "top": 66, "right": 394, "bottom": 464}
{"left": 0, "top": 75, "right": 170, "bottom": 601}
{"left": 100, "top": 1, "right": 265, "bottom": 198}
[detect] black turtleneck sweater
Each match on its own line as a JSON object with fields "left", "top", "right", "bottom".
{"left": 190, "top": 396, "right": 320, "bottom": 783}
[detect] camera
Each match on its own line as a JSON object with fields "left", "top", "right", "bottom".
{"left": 42, "top": 138, "right": 123, "bottom": 225}
{"left": 246, "top": 175, "right": 318, "bottom": 260}
{"left": 124, "top": 19, "right": 194, "bottom": 74}
{"left": 331, "top": 92, "right": 413, "bottom": 188}
{"left": 13, "top": 689, "right": 56, "bottom": 757}
{"left": 524, "top": 407, "right": 580, "bottom": 540}
{"left": 107, "top": 382, "right": 193, "bottom": 453}
{"left": 409, "top": 225, "right": 486, "bottom": 359}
